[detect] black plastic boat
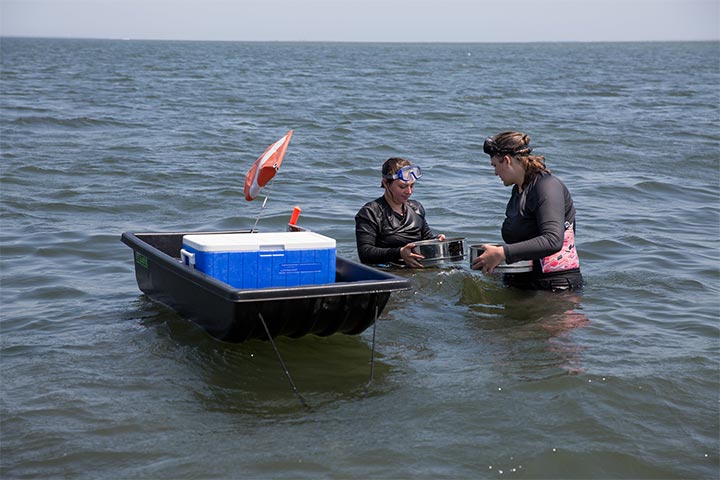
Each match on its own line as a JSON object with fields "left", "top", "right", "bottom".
{"left": 121, "top": 230, "right": 411, "bottom": 342}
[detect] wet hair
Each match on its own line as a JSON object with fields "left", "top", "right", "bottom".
{"left": 380, "top": 157, "right": 411, "bottom": 187}
{"left": 487, "top": 131, "right": 550, "bottom": 186}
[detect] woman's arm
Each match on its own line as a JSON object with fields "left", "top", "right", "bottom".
{"left": 504, "top": 177, "right": 565, "bottom": 263}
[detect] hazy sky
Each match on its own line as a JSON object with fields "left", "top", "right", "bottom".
{"left": 1, "top": 0, "right": 718, "bottom": 43}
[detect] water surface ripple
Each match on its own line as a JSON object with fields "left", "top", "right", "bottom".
{"left": 1, "top": 38, "right": 719, "bottom": 479}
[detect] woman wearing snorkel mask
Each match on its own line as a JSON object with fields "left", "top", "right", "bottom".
{"left": 355, "top": 157, "right": 445, "bottom": 268}
{"left": 471, "top": 132, "right": 583, "bottom": 291}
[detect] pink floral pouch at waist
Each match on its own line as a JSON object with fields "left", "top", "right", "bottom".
{"left": 541, "top": 222, "right": 580, "bottom": 273}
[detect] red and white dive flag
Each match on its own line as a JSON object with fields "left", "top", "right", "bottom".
{"left": 244, "top": 130, "right": 293, "bottom": 201}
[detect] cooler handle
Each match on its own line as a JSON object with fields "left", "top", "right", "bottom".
{"left": 180, "top": 249, "right": 196, "bottom": 267}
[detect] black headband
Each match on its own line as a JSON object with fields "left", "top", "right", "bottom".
{"left": 483, "top": 137, "right": 532, "bottom": 156}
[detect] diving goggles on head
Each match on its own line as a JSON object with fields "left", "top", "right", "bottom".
{"left": 483, "top": 137, "right": 501, "bottom": 156}
{"left": 384, "top": 165, "right": 423, "bottom": 182}
{"left": 483, "top": 137, "right": 532, "bottom": 156}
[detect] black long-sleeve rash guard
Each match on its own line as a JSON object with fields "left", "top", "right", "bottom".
{"left": 355, "top": 196, "right": 436, "bottom": 265}
{"left": 500, "top": 173, "right": 583, "bottom": 290}
{"left": 502, "top": 173, "right": 576, "bottom": 264}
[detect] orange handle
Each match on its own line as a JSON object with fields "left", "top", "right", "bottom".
{"left": 289, "top": 206, "right": 301, "bottom": 225}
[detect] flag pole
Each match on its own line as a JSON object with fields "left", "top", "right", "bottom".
{"left": 251, "top": 178, "right": 274, "bottom": 232}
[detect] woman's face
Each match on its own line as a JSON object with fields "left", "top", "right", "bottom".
{"left": 490, "top": 154, "right": 520, "bottom": 187}
{"left": 386, "top": 178, "right": 415, "bottom": 203}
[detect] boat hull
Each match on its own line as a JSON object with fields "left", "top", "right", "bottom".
{"left": 121, "top": 230, "right": 411, "bottom": 342}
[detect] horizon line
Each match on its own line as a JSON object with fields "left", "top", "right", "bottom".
{"left": 2, "top": 35, "right": 718, "bottom": 45}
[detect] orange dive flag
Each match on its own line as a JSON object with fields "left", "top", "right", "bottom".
{"left": 244, "top": 130, "right": 293, "bottom": 201}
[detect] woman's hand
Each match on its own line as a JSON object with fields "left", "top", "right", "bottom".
{"left": 437, "top": 234, "right": 446, "bottom": 241}
{"left": 470, "top": 244, "right": 505, "bottom": 274}
{"left": 400, "top": 243, "right": 425, "bottom": 268}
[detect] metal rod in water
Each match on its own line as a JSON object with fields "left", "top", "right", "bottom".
{"left": 366, "top": 304, "right": 379, "bottom": 389}
{"left": 258, "top": 312, "right": 310, "bottom": 410}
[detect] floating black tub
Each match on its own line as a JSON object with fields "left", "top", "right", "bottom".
{"left": 121, "top": 230, "right": 411, "bottom": 342}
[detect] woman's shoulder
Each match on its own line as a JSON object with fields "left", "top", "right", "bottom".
{"left": 356, "top": 196, "right": 388, "bottom": 217}
{"left": 531, "top": 173, "right": 573, "bottom": 204}
{"left": 406, "top": 199, "right": 425, "bottom": 215}
{"left": 533, "top": 173, "right": 566, "bottom": 191}
{"left": 535, "top": 172, "right": 557, "bottom": 183}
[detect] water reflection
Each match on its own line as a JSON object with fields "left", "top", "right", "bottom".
{"left": 460, "top": 274, "right": 589, "bottom": 377}
{"left": 128, "top": 296, "right": 391, "bottom": 415}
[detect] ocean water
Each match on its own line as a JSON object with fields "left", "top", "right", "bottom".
{"left": 1, "top": 38, "right": 719, "bottom": 479}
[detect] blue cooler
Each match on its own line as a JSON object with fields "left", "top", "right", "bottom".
{"left": 180, "top": 232, "right": 336, "bottom": 289}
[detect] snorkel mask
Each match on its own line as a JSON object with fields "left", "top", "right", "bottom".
{"left": 383, "top": 165, "right": 423, "bottom": 182}
{"left": 483, "top": 136, "right": 533, "bottom": 157}
{"left": 483, "top": 137, "right": 501, "bottom": 156}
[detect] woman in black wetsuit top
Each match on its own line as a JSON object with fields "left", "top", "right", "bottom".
{"left": 471, "top": 131, "right": 584, "bottom": 291}
{"left": 355, "top": 157, "right": 445, "bottom": 267}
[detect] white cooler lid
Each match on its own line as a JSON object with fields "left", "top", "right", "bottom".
{"left": 182, "top": 231, "right": 336, "bottom": 252}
